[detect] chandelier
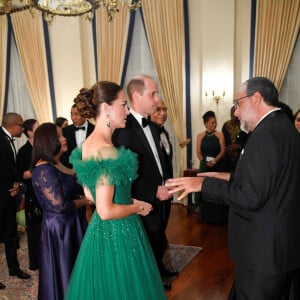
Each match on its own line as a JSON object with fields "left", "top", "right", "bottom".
{"left": 100, "top": 0, "right": 141, "bottom": 21}
{"left": 32, "top": 0, "right": 142, "bottom": 22}
{"left": 0, "top": 0, "right": 13, "bottom": 14}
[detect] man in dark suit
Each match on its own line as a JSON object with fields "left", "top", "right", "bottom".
{"left": 150, "top": 99, "right": 173, "bottom": 250}
{"left": 61, "top": 103, "right": 94, "bottom": 168}
{"left": 166, "top": 77, "right": 300, "bottom": 299}
{"left": 112, "top": 75, "right": 177, "bottom": 290}
{"left": 0, "top": 113, "right": 31, "bottom": 289}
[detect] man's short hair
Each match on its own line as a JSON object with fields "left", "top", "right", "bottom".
{"left": 245, "top": 77, "right": 279, "bottom": 106}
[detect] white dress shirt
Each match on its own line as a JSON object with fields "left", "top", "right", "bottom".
{"left": 75, "top": 120, "right": 88, "bottom": 146}
{"left": 130, "top": 109, "right": 163, "bottom": 177}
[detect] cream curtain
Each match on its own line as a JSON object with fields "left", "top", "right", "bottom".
{"left": 142, "top": 0, "right": 188, "bottom": 172}
{"left": 254, "top": 0, "right": 300, "bottom": 90}
{"left": 0, "top": 15, "right": 8, "bottom": 122}
{"left": 7, "top": 36, "right": 36, "bottom": 150}
{"left": 10, "top": 9, "right": 53, "bottom": 122}
{"left": 95, "top": 6, "right": 130, "bottom": 83}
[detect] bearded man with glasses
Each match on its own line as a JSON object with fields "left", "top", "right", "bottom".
{"left": 166, "top": 77, "right": 300, "bottom": 300}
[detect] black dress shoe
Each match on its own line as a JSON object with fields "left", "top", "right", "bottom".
{"left": 0, "top": 282, "right": 5, "bottom": 289}
{"left": 162, "top": 281, "right": 172, "bottom": 290}
{"left": 161, "top": 269, "right": 179, "bottom": 278}
{"left": 9, "top": 269, "right": 31, "bottom": 279}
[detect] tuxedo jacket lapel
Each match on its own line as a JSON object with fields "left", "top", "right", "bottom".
{"left": 112, "top": 114, "right": 167, "bottom": 181}
{"left": 86, "top": 122, "right": 95, "bottom": 138}
{"left": 149, "top": 123, "right": 167, "bottom": 178}
{"left": 131, "top": 115, "right": 156, "bottom": 160}
{"left": 0, "top": 129, "right": 15, "bottom": 164}
{"left": 127, "top": 115, "right": 166, "bottom": 178}
{"left": 163, "top": 128, "right": 173, "bottom": 161}
{"left": 68, "top": 126, "right": 77, "bottom": 149}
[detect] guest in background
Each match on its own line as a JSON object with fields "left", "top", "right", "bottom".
{"left": 196, "top": 110, "right": 226, "bottom": 172}
{"left": 61, "top": 102, "right": 94, "bottom": 168}
{"left": 294, "top": 109, "right": 300, "bottom": 133}
{"left": 113, "top": 75, "right": 176, "bottom": 290}
{"left": 65, "top": 81, "right": 166, "bottom": 300}
{"left": 31, "top": 123, "right": 91, "bottom": 300}
{"left": 17, "top": 118, "right": 41, "bottom": 271}
{"left": 61, "top": 101, "right": 95, "bottom": 220}
{"left": 150, "top": 99, "right": 173, "bottom": 250}
{"left": 55, "top": 116, "right": 68, "bottom": 128}
{"left": 222, "top": 106, "right": 248, "bottom": 172}
{"left": 196, "top": 110, "right": 228, "bottom": 224}
{"left": 0, "top": 113, "right": 31, "bottom": 290}
{"left": 58, "top": 124, "right": 89, "bottom": 228}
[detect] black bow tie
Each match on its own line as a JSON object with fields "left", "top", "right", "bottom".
{"left": 159, "top": 126, "right": 165, "bottom": 134}
{"left": 142, "top": 118, "right": 149, "bottom": 128}
{"left": 75, "top": 126, "right": 85, "bottom": 131}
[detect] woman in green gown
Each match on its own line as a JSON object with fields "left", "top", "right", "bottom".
{"left": 65, "top": 82, "right": 167, "bottom": 300}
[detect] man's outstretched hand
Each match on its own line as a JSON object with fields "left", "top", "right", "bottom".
{"left": 165, "top": 176, "right": 205, "bottom": 201}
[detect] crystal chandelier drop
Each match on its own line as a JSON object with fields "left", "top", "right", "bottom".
{"left": 0, "top": 0, "right": 13, "bottom": 14}
{"left": 99, "top": 0, "right": 141, "bottom": 21}
{"left": 34, "top": 0, "right": 94, "bottom": 23}
{"left": 33, "top": 0, "right": 141, "bottom": 22}
{"left": 36, "top": 0, "right": 93, "bottom": 15}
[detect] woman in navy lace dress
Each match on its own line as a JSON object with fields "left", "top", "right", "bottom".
{"left": 31, "top": 123, "right": 92, "bottom": 300}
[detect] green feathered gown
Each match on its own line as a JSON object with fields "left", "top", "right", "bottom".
{"left": 64, "top": 147, "right": 167, "bottom": 300}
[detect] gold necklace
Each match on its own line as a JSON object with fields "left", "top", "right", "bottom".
{"left": 206, "top": 131, "right": 215, "bottom": 137}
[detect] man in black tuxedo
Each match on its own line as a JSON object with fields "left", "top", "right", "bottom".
{"left": 166, "top": 77, "right": 300, "bottom": 299}
{"left": 0, "top": 113, "right": 31, "bottom": 289}
{"left": 150, "top": 99, "right": 173, "bottom": 250}
{"left": 61, "top": 104, "right": 94, "bottom": 168}
{"left": 112, "top": 75, "right": 177, "bottom": 289}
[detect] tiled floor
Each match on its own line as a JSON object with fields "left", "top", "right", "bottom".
{"left": 0, "top": 227, "right": 38, "bottom": 300}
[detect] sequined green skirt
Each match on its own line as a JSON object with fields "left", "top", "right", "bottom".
{"left": 65, "top": 213, "right": 167, "bottom": 300}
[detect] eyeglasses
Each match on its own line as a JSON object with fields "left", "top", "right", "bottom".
{"left": 150, "top": 91, "right": 159, "bottom": 98}
{"left": 233, "top": 93, "right": 254, "bottom": 109}
{"left": 156, "top": 107, "right": 167, "bottom": 112}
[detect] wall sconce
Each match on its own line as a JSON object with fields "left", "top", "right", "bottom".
{"left": 205, "top": 90, "right": 225, "bottom": 105}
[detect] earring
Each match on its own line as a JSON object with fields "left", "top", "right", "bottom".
{"left": 106, "top": 115, "right": 110, "bottom": 128}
